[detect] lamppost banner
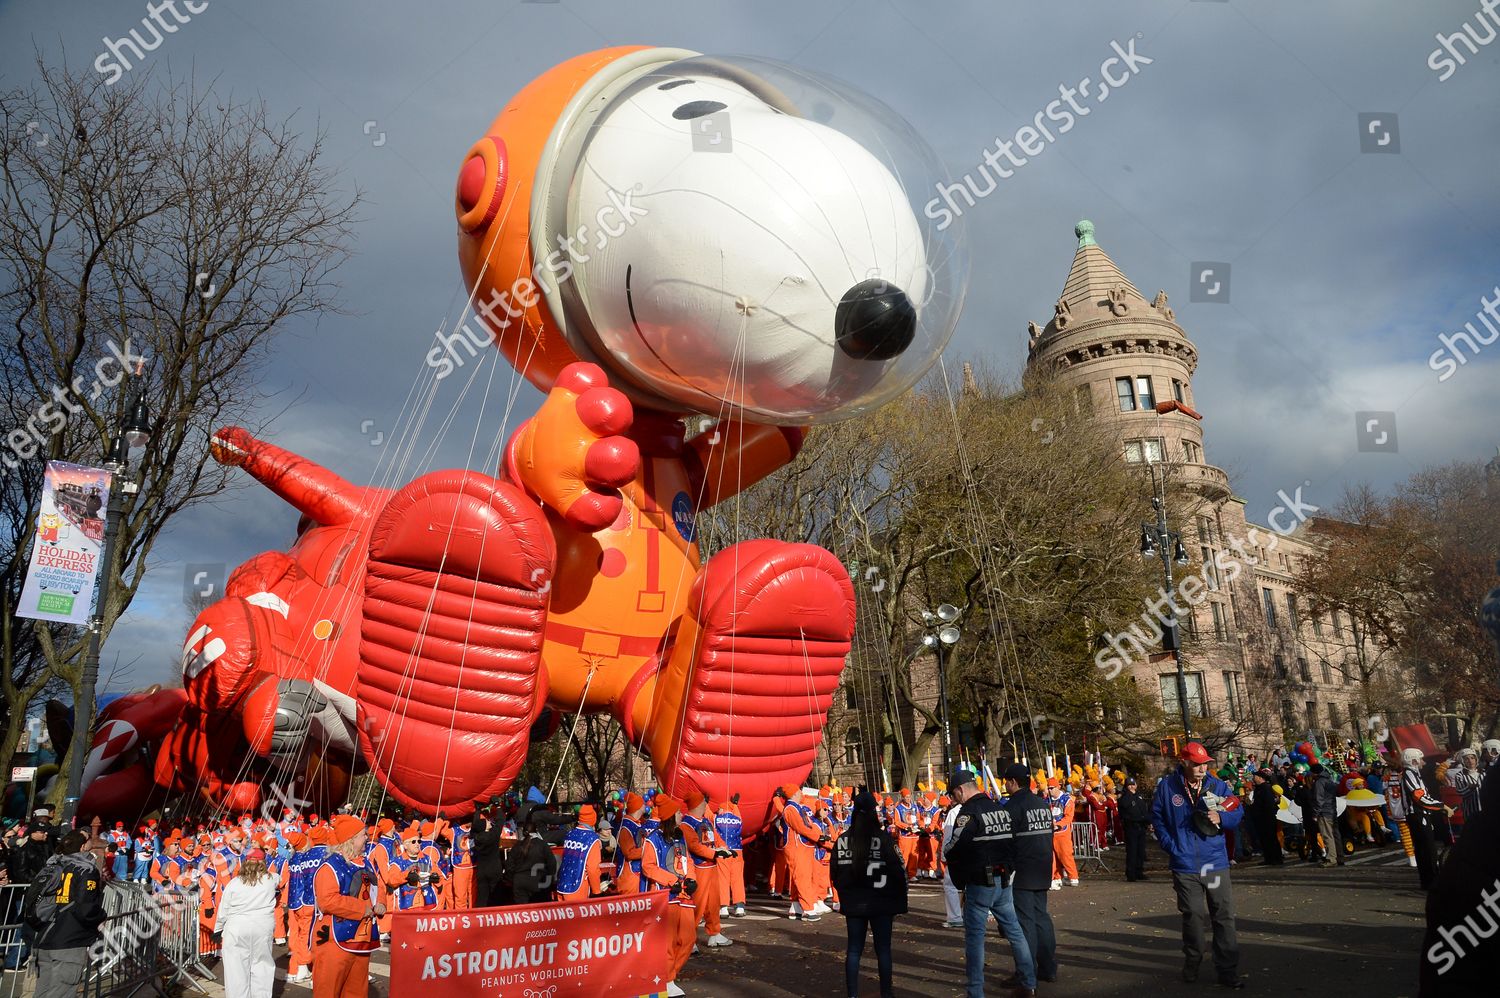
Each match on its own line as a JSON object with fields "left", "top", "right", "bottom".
{"left": 17, "top": 461, "right": 112, "bottom": 626}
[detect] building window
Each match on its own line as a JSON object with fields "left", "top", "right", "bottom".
{"left": 1312, "top": 609, "right": 1324, "bottom": 637}
{"left": 1262, "top": 587, "right": 1277, "bottom": 628}
{"left": 843, "top": 727, "right": 863, "bottom": 767}
{"left": 1136, "top": 376, "right": 1156, "bottom": 410}
{"left": 1075, "top": 384, "right": 1094, "bottom": 415}
{"left": 1320, "top": 658, "right": 1332, "bottom": 683}
{"left": 1202, "top": 548, "right": 1219, "bottom": 589}
{"left": 1173, "top": 379, "right": 1186, "bottom": 403}
{"left": 1332, "top": 611, "right": 1343, "bottom": 637}
{"left": 1124, "top": 438, "right": 1164, "bottom": 464}
{"left": 1280, "top": 699, "right": 1296, "bottom": 727}
{"left": 1197, "top": 516, "right": 1214, "bottom": 545}
{"left": 1279, "top": 553, "right": 1289, "bottom": 571}
{"left": 1307, "top": 701, "right": 1319, "bottom": 728}
{"left": 1298, "top": 657, "right": 1311, "bottom": 682}
{"left": 1183, "top": 440, "right": 1201, "bottom": 463}
{"left": 1286, "top": 594, "right": 1299, "bottom": 632}
{"left": 1273, "top": 653, "right": 1287, "bottom": 679}
{"left": 1116, "top": 377, "right": 1136, "bottom": 412}
{"left": 844, "top": 686, "right": 858, "bottom": 710}
{"left": 1211, "top": 602, "right": 1227, "bottom": 640}
{"left": 1222, "top": 671, "right": 1240, "bottom": 720}
{"left": 1182, "top": 609, "right": 1198, "bottom": 640}
{"left": 1160, "top": 672, "right": 1205, "bottom": 718}
{"left": 1327, "top": 702, "right": 1341, "bottom": 728}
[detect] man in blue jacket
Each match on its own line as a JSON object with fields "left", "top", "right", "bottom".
{"left": 1151, "top": 741, "right": 1246, "bottom": 990}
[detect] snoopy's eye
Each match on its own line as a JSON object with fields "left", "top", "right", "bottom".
{"left": 658, "top": 80, "right": 693, "bottom": 91}
{"left": 672, "top": 100, "right": 727, "bottom": 120}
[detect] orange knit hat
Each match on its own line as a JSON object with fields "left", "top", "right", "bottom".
{"left": 329, "top": 815, "right": 364, "bottom": 845}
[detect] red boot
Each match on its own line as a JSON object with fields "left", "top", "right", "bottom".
{"left": 358, "top": 470, "right": 556, "bottom": 815}
{"left": 639, "top": 539, "right": 855, "bottom": 834}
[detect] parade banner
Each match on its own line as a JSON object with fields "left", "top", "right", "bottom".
{"left": 391, "top": 892, "right": 669, "bottom": 997}
{"left": 17, "top": 461, "right": 111, "bottom": 625}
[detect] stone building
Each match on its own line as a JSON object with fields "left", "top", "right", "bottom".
{"left": 820, "top": 221, "right": 1393, "bottom": 789}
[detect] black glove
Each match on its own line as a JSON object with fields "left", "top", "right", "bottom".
{"left": 684, "top": 878, "right": 698, "bottom": 897}
{"left": 406, "top": 869, "right": 420, "bottom": 887}
{"left": 730, "top": 793, "right": 741, "bottom": 804}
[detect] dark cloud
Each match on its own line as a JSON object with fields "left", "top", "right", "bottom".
{"left": 5, "top": 0, "right": 1495, "bottom": 685}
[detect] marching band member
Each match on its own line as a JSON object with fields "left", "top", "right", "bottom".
{"left": 714, "top": 793, "right": 745, "bottom": 918}
{"left": 312, "top": 815, "right": 383, "bottom": 998}
{"left": 555, "top": 806, "right": 606, "bottom": 903}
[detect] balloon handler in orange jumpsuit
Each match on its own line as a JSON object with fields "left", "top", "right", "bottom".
{"left": 714, "top": 793, "right": 746, "bottom": 917}
{"left": 382, "top": 822, "right": 446, "bottom": 912}
{"left": 148, "top": 47, "right": 961, "bottom": 834}
{"left": 312, "top": 816, "right": 383, "bottom": 998}
{"left": 680, "top": 789, "right": 735, "bottom": 946}
{"left": 554, "top": 805, "right": 607, "bottom": 903}
{"left": 776, "top": 785, "right": 831, "bottom": 920}
{"left": 639, "top": 797, "right": 696, "bottom": 998}
{"left": 615, "top": 793, "right": 648, "bottom": 895}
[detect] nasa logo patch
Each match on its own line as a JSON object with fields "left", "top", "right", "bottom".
{"left": 1172, "top": 794, "right": 1186, "bottom": 807}
{"left": 671, "top": 491, "right": 695, "bottom": 541}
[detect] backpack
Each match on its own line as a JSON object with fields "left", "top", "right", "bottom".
{"left": 22, "top": 856, "right": 66, "bottom": 931}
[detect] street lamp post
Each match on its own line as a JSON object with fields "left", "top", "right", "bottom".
{"left": 1138, "top": 466, "right": 1193, "bottom": 740}
{"left": 921, "top": 604, "right": 961, "bottom": 777}
{"left": 61, "top": 381, "right": 151, "bottom": 827}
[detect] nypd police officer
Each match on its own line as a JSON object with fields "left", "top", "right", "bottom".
{"left": 943, "top": 769, "right": 1036, "bottom": 998}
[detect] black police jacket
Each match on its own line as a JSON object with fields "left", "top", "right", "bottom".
{"left": 944, "top": 793, "right": 1014, "bottom": 890}
{"left": 1003, "top": 789, "right": 1056, "bottom": 892}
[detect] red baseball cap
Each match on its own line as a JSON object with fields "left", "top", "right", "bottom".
{"left": 1180, "top": 742, "right": 1213, "bottom": 765}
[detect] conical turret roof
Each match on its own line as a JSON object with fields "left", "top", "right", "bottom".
{"left": 1058, "top": 220, "right": 1146, "bottom": 312}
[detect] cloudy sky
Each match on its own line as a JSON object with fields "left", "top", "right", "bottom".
{"left": 4, "top": 0, "right": 1496, "bottom": 689}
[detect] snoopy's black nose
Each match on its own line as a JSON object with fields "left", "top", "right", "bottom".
{"left": 834, "top": 279, "right": 916, "bottom": 361}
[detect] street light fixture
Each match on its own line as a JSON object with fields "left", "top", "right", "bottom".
{"left": 920, "top": 603, "right": 962, "bottom": 779}
{"left": 1137, "top": 465, "right": 1194, "bottom": 740}
{"left": 61, "top": 375, "right": 152, "bottom": 827}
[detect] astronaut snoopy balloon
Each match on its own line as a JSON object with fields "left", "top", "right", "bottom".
{"left": 169, "top": 48, "right": 965, "bottom": 829}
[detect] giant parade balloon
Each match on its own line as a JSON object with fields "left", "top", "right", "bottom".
{"left": 134, "top": 47, "right": 966, "bottom": 832}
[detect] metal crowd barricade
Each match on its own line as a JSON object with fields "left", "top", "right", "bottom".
{"left": 0, "top": 882, "right": 30, "bottom": 998}
{"left": 1072, "top": 820, "right": 1109, "bottom": 873}
{"left": 86, "top": 883, "right": 169, "bottom": 998}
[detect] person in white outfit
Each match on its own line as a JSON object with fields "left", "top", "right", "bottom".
{"left": 214, "top": 847, "right": 278, "bottom": 998}
{"left": 940, "top": 797, "right": 963, "bottom": 927}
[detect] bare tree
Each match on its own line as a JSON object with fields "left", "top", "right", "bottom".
{"left": 0, "top": 60, "right": 360, "bottom": 802}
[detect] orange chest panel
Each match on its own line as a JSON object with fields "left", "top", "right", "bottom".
{"left": 546, "top": 453, "right": 701, "bottom": 648}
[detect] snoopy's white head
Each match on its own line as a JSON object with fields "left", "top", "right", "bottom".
{"left": 527, "top": 52, "right": 957, "bottom": 424}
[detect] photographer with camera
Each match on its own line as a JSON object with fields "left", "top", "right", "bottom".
{"left": 945, "top": 769, "right": 1035, "bottom": 998}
